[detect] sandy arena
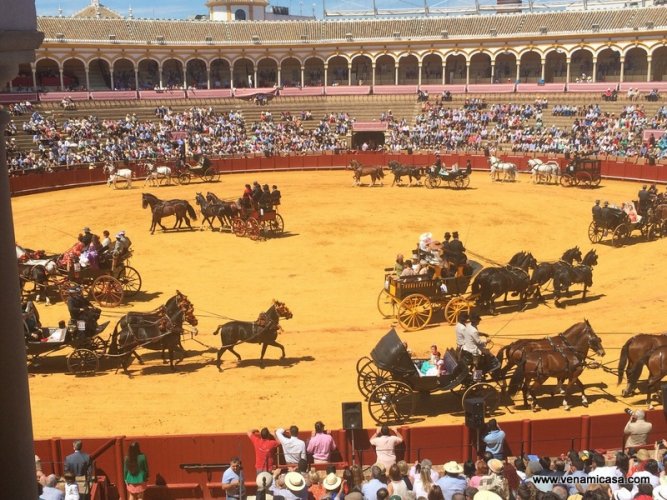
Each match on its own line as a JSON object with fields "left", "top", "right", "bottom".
{"left": 14, "top": 170, "right": 667, "bottom": 439}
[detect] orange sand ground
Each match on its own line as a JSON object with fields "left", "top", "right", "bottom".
{"left": 13, "top": 170, "right": 667, "bottom": 439}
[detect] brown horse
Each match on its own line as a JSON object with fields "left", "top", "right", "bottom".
{"left": 142, "top": 193, "right": 197, "bottom": 234}
{"left": 206, "top": 192, "right": 240, "bottom": 226}
{"left": 508, "top": 319, "right": 605, "bottom": 411}
{"left": 648, "top": 204, "right": 667, "bottom": 238}
{"left": 347, "top": 160, "right": 384, "bottom": 186}
{"left": 496, "top": 321, "right": 595, "bottom": 385}
{"left": 618, "top": 333, "right": 667, "bottom": 396}
{"left": 625, "top": 346, "right": 667, "bottom": 408}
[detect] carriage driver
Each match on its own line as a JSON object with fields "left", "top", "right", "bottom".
{"left": 111, "top": 231, "right": 132, "bottom": 272}
{"left": 461, "top": 312, "right": 494, "bottom": 381}
{"left": 434, "top": 153, "right": 443, "bottom": 172}
{"left": 66, "top": 286, "right": 100, "bottom": 338}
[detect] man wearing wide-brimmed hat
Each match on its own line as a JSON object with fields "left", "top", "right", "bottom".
{"left": 624, "top": 409, "right": 652, "bottom": 450}
{"left": 436, "top": 461, "right": 466, "bottom": 499}
{"left": 478, "top": 459, "right": 508, "bottom": 499}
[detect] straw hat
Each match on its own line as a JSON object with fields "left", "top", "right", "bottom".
{"left": 322, "top": 473, "right": 342, "bottom": 491}
{"left": 473, "top": 492, "right": 502, "bottom": 500}
{"left": 443, "top": 461, "right": 463, "bottom": 474}
{"left": 487, "top": 459, "right": 504, "bottom": 474}
{"left": 636, "top": 448, "right": 650, "bottom": 461}
{"left": 256, "top": 472, "right": 273, "bottom": 491}
{"left": 284, "top": 472, "right": 306, "bottom": 492}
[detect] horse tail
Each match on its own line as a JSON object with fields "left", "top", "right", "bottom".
{"left": 212, "top": 325, "right": 222, "bottom": 336}
{"left": 618, "top": 339, "right": 631, "bottom": 385}
{"left": 108, "top": 320, "right": 121, "bottom": 355}
{"left": 186, "top": 202, "right": 197, "bottom": 220}
{"left": 628, "top": 350, "right": 652, "bottom": 387}
{"left": 508, "top": 354, "right": 526, "bottom": 396}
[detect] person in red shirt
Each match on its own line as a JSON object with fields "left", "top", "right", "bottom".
{"left": 248, "top": 428, "right": 280, "bottom": 475}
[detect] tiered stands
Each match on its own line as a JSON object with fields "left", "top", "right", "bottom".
{"left": 138, "top": 90, "right": 186, "bottom": 99}
{"left": 515, "top": 83, "right": 566, "bottom": 93}
{"left": 186, "top": 89, "right": 233, "bottom": 98}
{"left": 90, "top": 90, "right": 137, "bottom": 100}
{"left": 467, "top": 83, "right": 515, "bottom": 93}
{"left": 38, "top": 91, "right": 89, "bottom": 102}
{"left": 325, "top": 85, "right": 371, "bottom": 96}
{"left": 373, "top": 85, "right": 417, "bottom": 95}
{"left": 567, "top": 83, "right": 617, "bottom": 93}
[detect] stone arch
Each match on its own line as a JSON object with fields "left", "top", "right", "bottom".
{"left": 596, "top": 48, "right": 621, "bottom": 82}
{"left": 162, "top": 58, "right": 184, "bottom": 88}
{"left": 62, "top": 58, "right": 85, "bottom": 90}
{"left": 137, "top": 59, "right": 159, "bottom": 89}
{"left": 398, "top": 54, "right": 418, "bottom": 85}
{"left": 186, "top": 58, "right": 207, "bottom": 89}
{"left": 10, "top": 63, "right": 33, "bottom": 90}
{"left": 375, "top": 54, "right": 396, "bottom": 85}
{"left": 570, "top": 48, "right": 594, "bottom": 82}
{"left": 624, "top": 46, "right": 648, "bottom": 82}
{"left": 112, "top": 58, "right": 136, "bottom": 90}
{"left": 256, "top": 57, "right": 278, "bottom": 87}
{"left": 651, "top": 46, "right": 667, "bottom": 81}
{"left": 280, "top": 57, "right": 301, "bottom": 87}
{"left": 351, "top": 54, "right": 372, "bottom": 85}
{"left": 303, "top": 57, "right": 324, "bottom": 86}
{"left": 210, "top": 58, "right": 231, "bottom": 88}
{"left": 470, "top": 53, "right": 492, "bottom": 84}
{"left": 445, "top": 54, "right": 466, "bottom": 84}
{"left": 235, "top": 8, "right": 246, "bottom": 20}
{"left": 519, "top": 51, "right": 541, "bottom": 83}
{"left": 494, "top": 52, "right": 517, "bottom": 84}
{"left": 233, "top": 57, "right": 254, "bottom": 88}
{"left": 327, "top": 55, "right": 348, "bottom": 86}
{"left": 35, "top": 58, "right": 61, "bottom": 89}
{"left": 421, "top": 53, "right": 442, "bottom": 84}
{"left": 544, "top": 51, "right": 566, "bottom": 83}
{"left": 88, "top": 58, "right": 111, "bottom": 90}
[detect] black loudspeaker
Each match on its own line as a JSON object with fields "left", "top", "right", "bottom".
{"left": 464, "top": 397, "right": 485, "bottom": 428}
{"left": 342, "top": 402, "right": 363, "bottom": 430}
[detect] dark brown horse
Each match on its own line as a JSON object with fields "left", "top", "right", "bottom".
{"left": 388, "top": 160, "right": 424, "bottom": 186}
{"left": 508, "top": 319, "right": 604, "bottom": 411}
{"left": 618, "top": 333, "right": 667, "bottom": 396}
{"left": 206, "top": 192, "right": 240, "bottom": 226}
{"left": 552, "top": 249, "right": 598, "bottom": 307}
{"left": 213, "top": 300, "right": 293, "bottom": 371}
{"left": 142, "top": 193, "right": 197, "bottom": 234}
{"left": 625, "top": 345, "right": 667, "bottom": 407}
{"left": 648, "top": 204, "right": 667, "bottom": 238}
{"left": 529, "top": 247, "right": 583, "bottom": 301}
{"left": 347, "top": 160, "right": 384, "bottom": 186}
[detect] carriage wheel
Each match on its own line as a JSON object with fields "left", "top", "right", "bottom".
{"left": 356, "top": 356, "right": 372, "bottom": 373}
{"left": 269, "top": 214, "right": 285, "bottom": 235}
{"left": 67, "top": 349, "right": 99, "bottom": 376}
{"left": 178, "top": 173, "right": 191, "bottom": 185}
{"left": 592, "top": 176, "right": 602, "bottom": 186}
{"left": 368, "top": 381, "right": 414, "bottom": 425}
{"left": 377, "top": 289, "right": 398, "bottom": 318}
{"left": 397, "top": 294, "right": 432, "bottom": 331}
{"left": 58, "top": 279, "right": 75, "bottom": 302}
{"left": 444, "top": 297, "right": 472, "bottom": 325}
{"left": 425, "top": 176, "right": 440, "bottom": 189}
{"left": 587, "top": 221, "right": 603, "bottom": 243}
{"left": 87, "top": 336, "right": 108, "bottom": 355}
{"left": 201, "top": 168, "right": 215, "bottom": 183}
{"left": 357, "top": 359, "right": 393, "bottom": 399}
{"left": 454, "top": 177, "right": 466, "bottom": 189}
{"left": 559, "top": 174, "right": 573, "bottom": 187}
{"left": 578, "top": 172, "right": 593, "bottom": 188}
{"left": 159, "top": 175, "right": 172, "bottom": 186}
{"left": 612, "top": 224, "right": 629, "bottom": 247}
{"left": 231, "top": 217, "right": 246, "bottom": 237}
{"left": 117, "top": 266, "right": 142, "bottom": 297}
{"left": 461, "top": 383, "right": 500, "bottom": 416}
{"left": 91, "top": 276, "right": 124, "bottom": 307}
{"left": 246, "top": 218, "right": 261, "bottom": 241}
{"left": 462, "top": 175, "right": 470, "bottom": 188}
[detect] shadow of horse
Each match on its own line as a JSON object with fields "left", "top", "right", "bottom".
{"left": 126, "top": 290, "right": 163, "bottom": 303}
{"left": 553, "top": 292, "right": 604, "bottom": 308}
{"left": 509, "top": 382, "right": 614, "bottom": 411}
{"left": 234, "top": 355, "right": 315, "bottom": 369}
{"left": 138, "top": 361, "right": 210, "bottom": 375}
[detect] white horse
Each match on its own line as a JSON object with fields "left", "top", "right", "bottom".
{"left": 103, "top": 162, "right": 133, "bottom": 189}
{"left": 143, "top": 162, "right": 172, "bottom": 187}
{"left": 489, "top": 156, "right": 517, "bottom": 182}
{"left": 528, "top": 158, "right": 560, "bottom": 184}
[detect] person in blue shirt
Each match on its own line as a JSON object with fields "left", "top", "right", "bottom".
{"left": 361, "top": 465, "right": 385, "bottom": 500}
{"left": 221, "top": 458, "right": 245, "bottom": 500}
{"left": 482, "top": 420, "right": 506, "bottom": 460}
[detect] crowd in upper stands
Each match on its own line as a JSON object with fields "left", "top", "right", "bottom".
{"left": 5, "top": 96, "right": 667, "bottom": 174}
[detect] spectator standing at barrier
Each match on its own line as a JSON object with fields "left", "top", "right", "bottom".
{"left": 276, "top": 426, "right": 307, "bottom": 464}
{"left": 482, "top": 420, "right": 505, "bottom": 460}
{"left": 64, "top": 440, "right": 93, "bottom": 499}
{"left": 248, "top": 428, "right": 280, "bottom": 474}
{"left": 307, "top": 421, "right": 337, "bottom": 464}
{"left": 370, "top": 426, "right": 404, "bottom": 471}
{"left": 124, "top": 441, "right": 149, "bottom": 500}
{"left": 221, "top": 457, "right": 245, "bottom": 500}
{"left": 624, "top": 409, "right": 652, "bottom": 451}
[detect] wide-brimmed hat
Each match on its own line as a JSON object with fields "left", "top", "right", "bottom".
{"left": 613, "top": 488, "right": 633, "bottom": 500}
{"left": 487, "top": 458, "right": 504, "bottom": 474}
{"left": 256, "top": 472, "right": 273, "bottom": 491}
{"left": 322, "top": 473, "right": 342, "bottom": 491}
{"left": 82, "top": 227, "right": 91, "bottom": 232}
{"left": 636, "top": 448, "right": 650, "bottom": 461}
{"left": 443, "top": 461, "right": 463, "bottom": 474}
{"left": 473, "top": 491, "right": 502, "bottom": 500}
{"left": 284, "top": 472, "right": 306, "bottom": 492}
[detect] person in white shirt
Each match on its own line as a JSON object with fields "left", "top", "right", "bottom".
{"left": 454, "top": 313, "right": 469, "bottom": 351}
{"left": 275, "top": 426, "right": 306, "bottom": 464}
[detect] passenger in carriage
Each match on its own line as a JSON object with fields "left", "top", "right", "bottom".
{"left": 393, "top": 254, "right": 404, "bottom": 275}
{"left": 271, "top": 185, "right": 281, "bottom": 207}
{"left": 22, "top": 300, "right": 44, "bottom": 341}
{"left": 240, "top": 193, "right": 253, "bottom": 210}
{"left": 79, "top": 227, "right": 95, "bottom": 247}
{"left": 434, "top": 153, "right": 443, "bottom": 172}
{"left": 448, "top": 232, "right": 467, "bottom": 277}
{"left": 112, "top": 231, "right": 132, "bottom": 271}
{"left": 100, "top": 230, "right": 111, "bottom": 251}
{"left": 251, "top": 181, "right": 263, "bottom": 202}
{"left": 592, "top": 200, "right": 602, "bottom": 221}
{"left": 648, "top": 183, "right": 659, "bottom": 197}
{"left": 243, "top": 184, "right": 253, "bottom": 198}
{"left": 400, "top": 260, "right": 416, "bottom": 277}
{"left": 66, "top": 286, "right": 100, "bottom": 338}
{"left": 259, "top": 184, "right": 273, "bottom": 212}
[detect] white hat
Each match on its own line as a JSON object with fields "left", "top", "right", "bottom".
{"left": 473, "top": 492, "right": 502, "bottom": 500}
{"left": 322, "top": 473, "right": 342, "bottom": 491}
{"left": 256, "top": 472, "right": 273, "bottom": 491}
{"left": 654, "top": 485, "right": 667, "bottom": 500}
{"left": 443, "top": 461, "right": 463, "bottom": 474}
{"left": 613, "top": 488, "right": 632, "bottom": 500}
{"left": 284, "top": 472, "right": 306, "bottom": 492}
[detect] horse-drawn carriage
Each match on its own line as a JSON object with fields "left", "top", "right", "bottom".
{"left": 378, "top": 260, "right": 482, "bottom": 331}
{"left": 356, "top": 329, "right": 500, "bottom": 424}
{"left": 588, "top": 206, "right": 650, "bottom": 246}
{"left": 560, "top": 157, "right": 602, "bottom": 188}
{"left": 231, "top": 206, "right": 284, "bottom": 240}
{"left": 424, "top": 165, "right": 471, "bottom": 189}
{"left": 179, "top": 157, "right": 221, "bottom": 184}
{"left": 17, "top": 245, "right": 142, "bottom": 307}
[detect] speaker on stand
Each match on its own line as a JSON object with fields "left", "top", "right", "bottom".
{"left": 342, "top": 402, "right": 363, "bottom": 464}
{"left": 464, "top": 397, "right": 485, "bottom": 456}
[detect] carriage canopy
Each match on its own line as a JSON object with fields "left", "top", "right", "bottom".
{"left": 371, "top": 329, "right": 415, "bottom": 375}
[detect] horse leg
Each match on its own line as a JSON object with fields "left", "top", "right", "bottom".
{"left": 227, "top": 346, "right": 242, "bottom": 361}
{"left": 575, "top": 378, "right": 588, "bottom": 407}
{"left": 581, "top": 284, "right": 588, "bottom": 302}
{"left": 266, "top": 340, "right": 286, "bottom": 359}
{"left": 529, "top": 377, "right": 547, "bottom": 411}
{"left": 215, "top": 347, "right": 228, "bottom": 370}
